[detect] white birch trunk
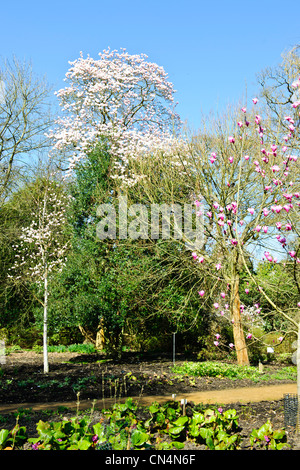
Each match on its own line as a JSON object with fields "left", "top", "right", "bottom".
{"left": 43, "top": 263, "right": 49, "bottom": 373}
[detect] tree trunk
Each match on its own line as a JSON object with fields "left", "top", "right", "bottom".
{"left": 78, "top": 325, "right": 95, "bottom": 345}
{"left": 78, "top": 323, "right": 106, "bottom": 351}
{"left": 296, "top": 321, "right": 300, "bottom": 442}
{"left": 96, "top": 318, "right": 105, "bottom": 350}
{"left": 231, "top": 274, "right": 249, "bottom": 366}
{"left": 43, "top": 266, "right": 49, "bottom": 373}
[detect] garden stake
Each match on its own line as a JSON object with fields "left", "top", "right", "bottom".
{"left": 76, "top": 392, "right": 80, "bottom": 417}
{"left": 123, "top": 375, "right": 127, "bottom": 397}
{"left": 119, "top": 379, "right": 123, "bottom": 401}
{"left": 114, "top": 379, "right": 118, "bottom": 404}
{"left": 136, "top": 385, "right": 144, "bottom": 407}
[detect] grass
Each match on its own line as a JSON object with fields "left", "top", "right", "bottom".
{"left": 171, "top": 361, "right": 297, "bottom": 383}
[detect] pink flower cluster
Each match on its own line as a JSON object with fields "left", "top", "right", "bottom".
{"left": 192, "top": 96, "right": 300, "bottom": 349}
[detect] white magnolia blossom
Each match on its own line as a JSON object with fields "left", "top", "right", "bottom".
{"left": 47, "top": 48, "right": 184, "bottom": 185}
{"left": 8, "top": 190, "right": 70, "bottom": 284}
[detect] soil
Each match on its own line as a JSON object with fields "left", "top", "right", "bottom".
{"left": 0, "top": 350, "right": 299, "bottom": 450}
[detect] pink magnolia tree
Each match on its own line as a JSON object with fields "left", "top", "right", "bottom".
{"left": 126, "top": 94, "right": 299, "bottom": 366}
{"left": 188, "top": 97, "right": 299, "bottom": 365}
{"left": 8, "top": 181, "right": 70, "bottom": 372}
{"left": 48, "top": 48, "right": 182, "bottom": 184}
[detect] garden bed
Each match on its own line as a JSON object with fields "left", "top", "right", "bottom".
{"left": 0, "top": 350, "right": 299, "bottom": 450}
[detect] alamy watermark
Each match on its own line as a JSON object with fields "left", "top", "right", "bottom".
{"left": 96, "top": 196, "right": 204, "bottom": 252}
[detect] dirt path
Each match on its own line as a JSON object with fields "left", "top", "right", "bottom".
{"left": 0, "top": 383, "right": 297, "bottom": 413}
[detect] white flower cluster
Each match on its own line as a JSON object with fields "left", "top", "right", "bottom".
{"left": 8, "top": 190, "right": 70, "bottom": 284}
{"left": 47, "top": 48, "right": 182, "bottom": 185}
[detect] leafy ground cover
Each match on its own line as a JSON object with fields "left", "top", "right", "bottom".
{"left": 0, "top": 349, "right": 299, "bottom": 450}
{"left": 0, "top": 397, "right": 292, "bottom": 450}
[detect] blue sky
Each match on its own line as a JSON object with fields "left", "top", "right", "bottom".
{"left": 1, "top": 0, "right": 300, "bottom": 130}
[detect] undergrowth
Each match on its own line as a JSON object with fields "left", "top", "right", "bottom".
{"left": 171, "top": 361, "right": 297, "bottom": 383}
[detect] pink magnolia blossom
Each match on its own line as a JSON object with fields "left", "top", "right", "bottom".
{"left": 271, "top": 205, "right": 282, "bottom": 214}
{"left": 264, "top": 252, "right": 273, "bottom": 262}
{"left": 198, "top": 290, "right": 205, "bottom": 297}
{"left": 228, "top": 136, "right": 235, "bottom": 144}
{"left": 248, "top": 208, "right": 255, "bottom": 215}
{"left": 271, "top": 165, "right": 280, "bottom": 173}
{"left": 255, "top": 115, "right": 261, "bottom": 124}
{"left": 252, "top": 97, "right": 258, "bottom": 104}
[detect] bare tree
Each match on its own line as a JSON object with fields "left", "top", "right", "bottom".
{"left": 257, "top": 45, "right": 300, "bottom": 148}
{"left": 0, "top": 56, "right": 52, "bottom": 203}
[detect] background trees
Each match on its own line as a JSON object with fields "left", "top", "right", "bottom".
{"left": 0, "top": 57, "right": 52, "bottom": 205}
{"left": 1, "top": 47, "right": 299, "bottom": 369}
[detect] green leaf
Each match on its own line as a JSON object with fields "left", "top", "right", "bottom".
{"left": 191, "top": 412, "right": 205, "bottom": 425}
{"left": 76, "top": 438, "right": 92, "bottom": 450}
{"left": 173, "top": 416, "right": 188, "bottom": 426}
{"left": 131, "top": 430, "right": 149, "bottom": 447}
{"left": 273, "top": 429, "right": 286, "bottom": 440}
{"left": 168, "top": 425, "right": 185, "bottom": 436}
{"left": 172, "top": 441, "right": 185, "bottom": 449}
{"left": 0, "top": 429, "right": 9, "bottom": 447}
{"left": 206, "top": 436, "right": 215, "bottom": 450}
{"left": 149, "top": 403, "right": 160, "bottom": 414}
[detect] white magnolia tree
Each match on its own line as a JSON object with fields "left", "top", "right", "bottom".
{"left": 48, "top": 48, "right": 182, "bottom": 184}
{"left": 8, "top": 181, "right": 70, "bottom": 372}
